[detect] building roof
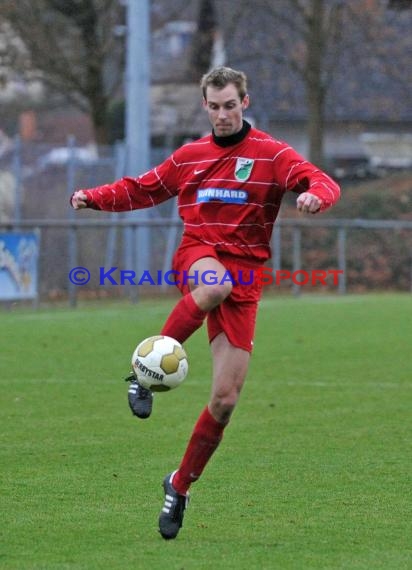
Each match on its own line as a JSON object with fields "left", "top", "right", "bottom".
{"left": 150, "top": 84, "right": 209, "bottom": 137}
{"left": 150, "top": 0, "right": 412, "bottom": 124}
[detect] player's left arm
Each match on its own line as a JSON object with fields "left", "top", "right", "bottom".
{"left": 276, "top": 146, "right": 341, "bottom": 214}
{"left": 296, "top": 191, "right": 324, "bottom": 213}
{"left": 294, "top": 169, "right": 341, "bottom": 214}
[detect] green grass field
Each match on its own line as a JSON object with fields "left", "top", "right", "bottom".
{"left": 1, "top": 293, "right": 411, "bottom": 570}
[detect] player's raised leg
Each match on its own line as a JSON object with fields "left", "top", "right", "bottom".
{"left": 129, "top": 257, "right": 232, "bottom": 421}
{"left": 161, "top": 256, "right": 233, "bottom": 341}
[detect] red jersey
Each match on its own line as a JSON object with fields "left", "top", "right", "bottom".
{"left": 82, "top": 123, "right": 340, "bottom": 262}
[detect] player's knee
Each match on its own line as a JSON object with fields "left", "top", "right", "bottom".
{"left": 210, "top": 389, "right": 240, "bottom": 424}
{"left": 200, "top": 282, "right": 232, "bottom": 308}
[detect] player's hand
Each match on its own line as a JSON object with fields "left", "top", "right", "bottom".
{"left": 70, "top": 190, "right": 88, "bottom": 209}
{"left": 296, "top": 192, "right": 323, "bottom": 214}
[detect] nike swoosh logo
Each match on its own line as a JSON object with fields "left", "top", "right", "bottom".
{"left": 194, "top": 169, "right": 206, "bottom": 175}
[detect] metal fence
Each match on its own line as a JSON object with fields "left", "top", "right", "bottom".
{"left": 1, "top": 138, "right": 412, "bottom": 305}
{"left": 0, "top": 136, "right": 173, "bottom": 224}
{"left": 1, "top": 216, "right": 412, "bottom": 307}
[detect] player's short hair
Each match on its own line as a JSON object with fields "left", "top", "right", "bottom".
{"left": 200, "top": 66, "right": 248, "bottom": 101}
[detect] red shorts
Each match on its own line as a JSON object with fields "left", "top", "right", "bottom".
{"left": 172, "top": 236, "right": 263, "bottom": 352}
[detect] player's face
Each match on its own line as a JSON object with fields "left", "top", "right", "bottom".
{"left": 203, "top": 84, "right": 249, "bottom": 137}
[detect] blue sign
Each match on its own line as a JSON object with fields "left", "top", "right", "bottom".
{"left": 0, "top": 232, "right": 40, "bottom": 300}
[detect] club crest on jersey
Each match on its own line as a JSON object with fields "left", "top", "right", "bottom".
{"left": 235, "top": 158, "right": 254, "bottom": 181}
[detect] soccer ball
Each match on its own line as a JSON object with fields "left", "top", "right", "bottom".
{"left": 131, "top": 335, "right": 189, "bottom": 392}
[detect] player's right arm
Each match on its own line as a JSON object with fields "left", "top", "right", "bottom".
{"left": 70, "top": 155, "right": 179, "bottom": 212}
{"left": 269, "top": 142, "right": 340, "bottom": 212}
{"left": 71, "top": 190, "right": 88, "bottom": 209}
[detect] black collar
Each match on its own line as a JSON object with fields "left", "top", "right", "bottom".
{"left": 212, "top": 120, "right": 251, "bottom": 147}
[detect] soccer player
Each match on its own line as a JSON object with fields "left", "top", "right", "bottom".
{"left": 71, "top": 66, "right": 340, "bottom": 539}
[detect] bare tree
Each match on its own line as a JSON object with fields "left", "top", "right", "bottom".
{"left": 1, "top": 0, "right": 410, "bottom": 159}
{"left": 218, "top": 0, "right": 411, "bottom": 166}
{"left": 218, "top": 0, "right": 345, "bottom": 166}
{"left": 0, "top": 0, "right": 123, "bottom": 145}
{"left": 388, "top": 0, "right": 412, "bottom": 8}
{"left": 189, "top": 0, "right": 217, "bottom": 79}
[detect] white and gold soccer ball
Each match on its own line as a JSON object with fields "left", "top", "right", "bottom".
{"left": 131, "top": 335, "right": 189, "bottom": 391}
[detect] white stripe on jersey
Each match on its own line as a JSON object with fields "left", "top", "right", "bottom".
{"left": 173, "top": 153, "right": 292, "bottom": 168}
{"left": 248, "top": 136, "right": 277, "bottom": 143}
{"left": 285, "top": 161, "right": 308, "bottom": 190}
{"left": 184, "top": 221, "right": 267, "bottom": 229}
{"left": 185, "top": 178, "right": 281, "bottom": 187}
{"left": 271, "top": 146, "right": 293, "bottom": 163}
{"left": 199, "top": 238, "right": 270, "bottom": 248}
{"left": 154, "top": 166, "right": 174, "bottom": 197}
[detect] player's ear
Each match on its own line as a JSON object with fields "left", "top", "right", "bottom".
{"left": 241, "top": 94, "right": 250, "bottom": 110}
{"left": 202, "top": 97, "right": 208, "bottom": 110}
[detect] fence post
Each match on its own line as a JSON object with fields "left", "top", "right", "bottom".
{"left": 337, "top": 227, "right": 347, "bottom": 294}
{"left": 67, "top": 135, "right": 78, "bottom": 307}
{"left": 130, "top": 224, "right": 139, "bottom": 304}
{"left": 161, "top": 203, "right": 180, "bottom": 290}
{"left": 13, "top": 135, "right": 22, "bottom": 222}
{"left": 272, "top": 225, "right": 281, "bottom": 273}
{"left": 105, "top": 142, "right": 126, "bottom": 269}
{"left": 410, "top": 254, "right": 412, "bottom": 293}
{"left": 292, "top": 226, "right": 301, "bottom": 297}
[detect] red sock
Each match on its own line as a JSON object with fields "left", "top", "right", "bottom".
{"left": 172, "top": 406, "right": 226, "bottom": 496}
{"left": 161, "top": 292, "right": 207, "bottom": 344}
